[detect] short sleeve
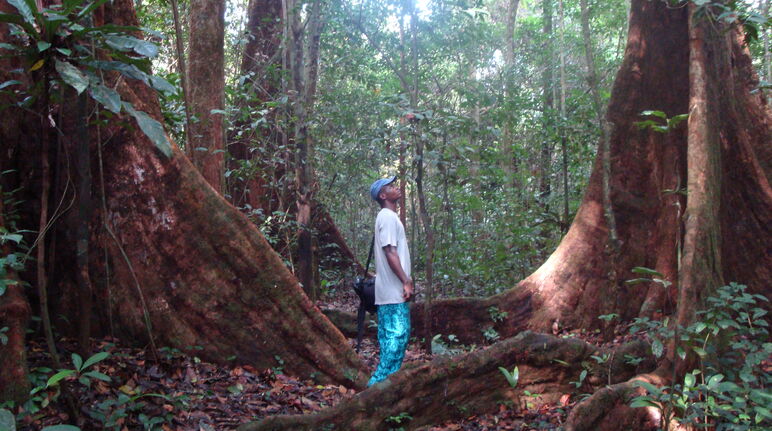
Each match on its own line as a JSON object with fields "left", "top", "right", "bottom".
{"left": 377, "top": 213, "right": 399, "bottom": 248}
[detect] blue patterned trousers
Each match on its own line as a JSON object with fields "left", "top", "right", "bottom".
{"left": 367, "top": 302, "right": 411, "bottom": 386}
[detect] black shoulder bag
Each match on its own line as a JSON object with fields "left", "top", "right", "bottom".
{"left": 353, "top": 236, "right": 376, "bottom": 350}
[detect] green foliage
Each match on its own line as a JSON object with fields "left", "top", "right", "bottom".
{"left": 634, "top": 111, "right": 689, "bottom": 134}
{"left": 0, "top": 184, "right": 27, "bottom": 298}
{"left": 482, "top": 326, "right": 500, "bottom": 343}
{"left": 488, "top": 306, "right": 509, "bottom": 323}
{"left": 498, "top": 365, "right": 519, "bottom": 388}
{"left": 384, "top": 411, "right": 412, "bottom": 430}
{"left": 629, "top": 283, "right": 771, "bottom": 430}
{"left": 0, "top": 0, "right": 174, "bottom": 157}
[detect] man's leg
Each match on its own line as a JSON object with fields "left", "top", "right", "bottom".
{"left": 367, "top": 302, "right": 410, "bottom": 386}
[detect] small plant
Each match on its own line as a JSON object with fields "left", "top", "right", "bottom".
{"left": 384, "top": 411, "right": 412, "bottom": 430}
{"left": 629, "top": 283, "right": 772, "bottom": 430}
{"left": 634, "top": 110, "right": 689, "bottom": 134}
{"left": 498, "top": 365, "right": 519, "bottom": 388}
{"left": 482, "top": 326, "right": 500, "bottom": 343}
{"left": 488, "top": 306, "right": 508, "bottom": 323}
{"left": 272, "top": 355, "right": 285, "bottom": 375}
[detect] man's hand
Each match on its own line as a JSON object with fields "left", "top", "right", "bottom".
{"left": 403, "top": 279, "right": 414, "bottom": 301}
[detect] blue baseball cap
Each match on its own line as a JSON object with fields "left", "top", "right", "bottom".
{"left": 370, "top": 176, "right": 397, "bottom": 201}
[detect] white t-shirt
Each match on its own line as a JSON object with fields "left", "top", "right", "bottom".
{"left": 373, "top": 208, "right": 411, "bottom": 305}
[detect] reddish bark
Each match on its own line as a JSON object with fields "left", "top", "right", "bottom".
{"left": 239, "top": 332, "right": 655, "bottom": 431}
{"left": 188, "top": 0, "right": 226, "bottom": 191}
{"left": 0, "top": 201, "right": 31, "bottom": 403}
{"left": 0, "top": 0, "right": 367, "bottom": 388}
{"left": 409, "top": 0, "right": 769, "bottom": 346}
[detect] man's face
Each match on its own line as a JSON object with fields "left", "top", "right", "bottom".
{"left": 379, "top": 183, "right": 401, "bottom": 202}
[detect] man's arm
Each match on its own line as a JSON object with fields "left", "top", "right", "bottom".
{"left": 383, "top": 245, "right": 414, "bottom": 301}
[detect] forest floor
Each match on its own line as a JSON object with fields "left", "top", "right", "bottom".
{"left": 17, "top": 286, "right": 624, "bottom": 431}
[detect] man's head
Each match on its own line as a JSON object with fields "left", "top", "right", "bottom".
{"left": 370, "top": 176, "right": 398, "bottom": 207}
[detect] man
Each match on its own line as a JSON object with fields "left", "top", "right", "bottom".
{"left": 367, "top": 176, "right": 414, "bottom": 386}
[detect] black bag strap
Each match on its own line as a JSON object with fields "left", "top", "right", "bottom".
{"left": 362, "top": 235, "right": 374, "bottom": 278}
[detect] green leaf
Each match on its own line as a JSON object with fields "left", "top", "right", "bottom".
{"left": 55, "top": 48, "right": 72, "bottom": 56}
{"left": 71, "top": 353, "right": 83, "bottom": 371}
{"left": 46, "top": 369, "right": 76, "bottom": 387}
{"left": 54, "top": 59, "right": 88, "bottom": 94}
{"left": 84, "top": 60, "right": 148, "bottom": 84}
{"left": 676, "top": 346, "right": 686, "bottom": 360}
{"left": 684, "top": 373, "right": 695, "bottom": 388}
{"left": 7, "top": 0, "right": 36, "bottom": 27}
{"left": 82, "top": 371, "right": 111, "bottom": 382}
{"left": 630, "top": 398, "right": 660, "bottom": 409}
{"left": 76, "top": 0, "right": 111, "bottom": 20}
{"left": 0, "top": 80, "right": 21, "bottom": 91}
{"left": 692, "top": 346, "right": 707, "bottom": 357}
{"left": 36, "top": 41, "right": 51, "bottom": 52}
{"left": 41, "top": 425, "right": 80, "bottom": 431}
{"left": 631, "top": 267, "right": 664, "bottom": 278}
{"left": 625, "top": 278, "right": 651, "bottom": 285}
{"left": 148, "top": 75, "right": 176, "bottom": 96}
{"left": 640, "top": 110, "right": 667, "bottom": 119}
{"left": 123, "top": 102, "right": 172, "bottom": 158}
{"left": 0, "top": 408, "right": 15, "bottom": 431}
{"left": 651, "top": 339, "right": 664, "bottom": 358}
{"left": 81, "top": 351, "right": 110, "bottom": 370}
{"left": 104, "top": 35, "right": 158, "bottom": 58}
{"left": 89, "top": 84, "right": 121, "bottom": 113}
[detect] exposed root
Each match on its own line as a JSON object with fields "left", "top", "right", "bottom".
{"left": 565, "top": 366, "right": 670, "bottom": 431}
{"left": 239, "top": 332, "right": 654, "bottom": 431}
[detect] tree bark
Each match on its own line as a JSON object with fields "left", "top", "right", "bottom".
{"left": 188, "top": 0, "right": 226, "bottom": 192}
{"left": 239, "top": 332, "right": 655, "bottom": 431}
{"left": 0, "top": 0, "right": 368, "bottom": 389}
{"left": 0, "top": 200, "right": 31, "bottom": 403}
{"left": 407, "top": 0, "right": 770, "bottom": 342}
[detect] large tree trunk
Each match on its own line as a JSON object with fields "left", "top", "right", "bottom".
{"left": 187, "top": 0, "right": 226, "bottom": 191}
{"left": 253, "top": 1, "right": 770, "bottom": 427}
{"left": 408, "top": 0, "right": 770, "bottom": 344}
{"left": 0, "top": 0, "right": 367, "bottom": 389}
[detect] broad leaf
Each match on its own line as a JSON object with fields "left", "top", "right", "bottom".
{"left": 41, "top": 425, "right": 80, "bottom": 431}
{"left": 651, "top": 339, "right": 664, "bottom": 358}
{"left": 71, "top": 353, "right": 83, "bottom": 371}
{"left": 81, "top": 351, "right": 110, "bottom": 370}
{"left": 0, "top": 79, "right": 21, "bottom": 90}
{"left": 46, "top": 369, "right": 76, "bottom": 387}
{"left": 89, "top": 84, "right": 121, "bottom": 113}
{"left": 148, "top": 75, "right": 176, "bottom": 96}
{"left": 640, "top": 110, "right": 667, "bottom": 119}
{"left": 104, "top": 35, "right": 158, "bottom": 58}
{"left": 54, "top": 59, "right": 88, "bottom": 94}
{"left": 7, "top": 0, "right": 36, "bottom": 27}
{"left": 124, "top": 102, "right": 172, "bottom": 158}
{"left": 0, "top": 409, "right": 16, "bottom": 431}
{"left": 76, "top": 0, "right": 111, "bottom": 20}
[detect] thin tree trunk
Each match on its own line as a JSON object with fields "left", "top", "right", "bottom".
{"left": 169, "top": 0, "right": 193, "bottom": 157}
{"left": 558, "top": 0, "right": 569, "bottom": 233}
{"left": 75, "top": 91, "right": 93, "bottom": 354}
{"left": 188, "top": 0, "right": 226, "bottom": 192}
{"left": 539, "top": 0, "right": 554, "bottom": 210}
{"left": 501, "top": 0, "right": 520, "bottom": 191}
{"left": 580, "top": 0, "right": 620, "bottom": 261}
